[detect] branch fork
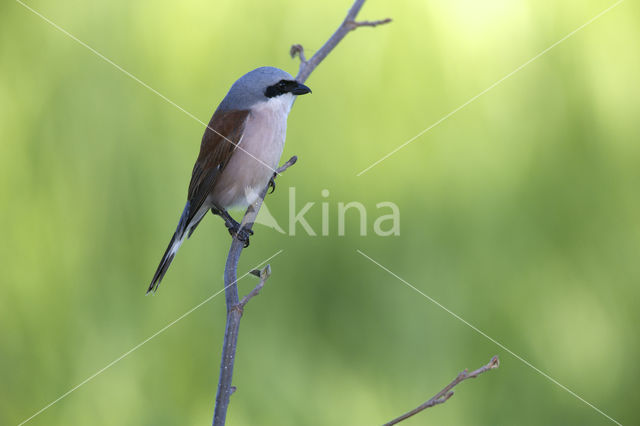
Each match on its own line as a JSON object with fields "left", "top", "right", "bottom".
{"left": 213, "top": 2, "right": 391, "bottom": 425}
{"left": 290, "top": 0, "right": 391, "bottom": 83}
{"left": 345, "top": 18, "right": 393, "bottom": 30}
{"left": 229, "top": 266, "right": 270, "bottom": 317}
{"left": 212, "top": 3, "right": 497, "bottom": 425}
{"left": 238, "top": 265, "right": 271, "bottom": 310}
{"left": 383, "top": 356, "right": 500, "bottom": 426}
{"left": 289, "top": 44, "right": 307, "bottom": 66}
{"left": 213, "top": 157, "right": 296, "bottom": 426}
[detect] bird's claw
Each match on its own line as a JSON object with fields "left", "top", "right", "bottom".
{"left": 268, "top": 175, "right": 276, "bottom": 194}
{"left": 225, "top": 221, "right": 253, "bottom": 248}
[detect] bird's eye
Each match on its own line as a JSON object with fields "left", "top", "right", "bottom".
{"left": 265, "top": 80, "right": 291, "bottom": 98}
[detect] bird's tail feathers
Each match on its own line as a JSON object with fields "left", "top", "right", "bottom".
{"left": 147, "top": 202, "right": 193, "bottom": 294}
{"left": 147, "top": 231, "right": 186, "bottom": 294}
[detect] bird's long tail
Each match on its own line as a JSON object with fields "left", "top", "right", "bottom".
{"left": 147, "top": 231, "right": 186, "bottom": 294}
{"left": 147, "top": 202, "right": 199, "bottom": 294}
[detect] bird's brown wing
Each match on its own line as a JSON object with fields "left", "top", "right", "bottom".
{"left": 184, "top": 108, "right": 250, "bottom": 227}
{"left": 148, "top": 109, "right": 250, "bottom": 293}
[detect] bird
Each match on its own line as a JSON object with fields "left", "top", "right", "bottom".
{"left": 147, "top": 66, "right": 311, "bottom": 294}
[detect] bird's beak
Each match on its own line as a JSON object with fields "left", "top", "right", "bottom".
{"left": 291, "top": 82, "right": 312, "bottom": 95}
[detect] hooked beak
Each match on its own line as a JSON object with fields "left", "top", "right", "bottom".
{"left": 290, "top": 82, "right": 312, "bottom": 95}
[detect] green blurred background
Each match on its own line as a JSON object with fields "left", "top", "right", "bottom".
{"left": 1, "top": 0, "right": 639, "bottom": 424}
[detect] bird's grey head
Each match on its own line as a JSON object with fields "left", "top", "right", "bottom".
{"left": 218, "top": 66, "right": 311, "bottom": 111}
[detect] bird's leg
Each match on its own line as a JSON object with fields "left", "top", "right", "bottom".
{"left": 211, "top": 206, "right": 253, "bottom": 248}
{"left": 212, "top": 207, "right": 240, "bottom": 229}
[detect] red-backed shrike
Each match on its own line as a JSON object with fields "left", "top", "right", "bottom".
{"left": 148, "top": 67, "right": 311, "bottom": 293}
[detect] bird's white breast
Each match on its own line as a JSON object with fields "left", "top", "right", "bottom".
{"left": 210, "top": 93, "right": 294, "bottom": 209}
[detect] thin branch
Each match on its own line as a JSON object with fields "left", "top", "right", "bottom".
{"left": 292, "top": 0, "right": 391, "bottom": 83}
{"left": 212, "top": 158, "right": 295, "bottom": 426}
{"left": 289, "top": 44, "right": 307, "bottom": 64}
{"left": 213, "top": 1, "right": 390, "bottom": 424}
{"left": 346, "top": 18, "right": 393, "bottom": 29}
{"left": 274, "top": 154, "right": 298, "bottom": 177}
{"left": 239, "top": 265, "right": 272, "bottom": 309}
{"left": 383, "top": 356, "right": 500, "bottom": 426}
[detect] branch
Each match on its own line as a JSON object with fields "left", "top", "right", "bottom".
{"left": 240, "top": 265, "right": 271, "bottom": 309}
{"left": 383, "top": 356, "right": 500, "bottom": 426}
{"left": 347, "top": 17, "right": 393, "bottom": 29}
{"left": 213, "top": 1, "right": 389, "bottom": 424}
{"left": 291, "top": 0, "right": 391, "bottom": 83}
{"left": 273, "top": 154, "right": 297, "bottom": 177}
{"left": 212, "top": 158, "right": 295, "bottom": 426}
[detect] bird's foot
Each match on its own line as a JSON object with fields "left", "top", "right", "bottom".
{"left": 212, "top": 207, "right": 254, "bottom": 248}
{"left": 268, "top": 174, "right": 277, "bottom": 194}
{"left": 225, "top": 221, "right": 254, "bottom": 248}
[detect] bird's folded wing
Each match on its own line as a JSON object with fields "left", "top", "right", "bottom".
{"left": 184, "top": 108, "right": 250, "bottom": 228}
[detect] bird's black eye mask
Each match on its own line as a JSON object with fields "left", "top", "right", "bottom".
{"left": 265, "top": 80, "right": 312, "bottom": 98}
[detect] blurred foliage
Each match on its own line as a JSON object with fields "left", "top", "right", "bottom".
{"left": 1, "top": 0, "right": 639, "bottom": 425}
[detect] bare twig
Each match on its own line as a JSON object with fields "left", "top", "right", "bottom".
{"left": 213, "top": 1, "right": 389, "bottom": 424}
{"left": 289, "top": 44, "right": 307, "bottom": 64}
{"left": 212, "top": 158, "right": 295, "bottom": 426}
{"left": 274, "top": 154, "right": 298, "bottom": 177}
{"left": 239, "top": 265, "right": 271, "bottom": 309}
{"left": 346, "top": 18, "right": 393, "bottom": 30}
{"left": 383, "top": 356, "right": 500, "bottom": 426}
{"left": 292, "top": 0, "right": 391, "bottom": 83}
